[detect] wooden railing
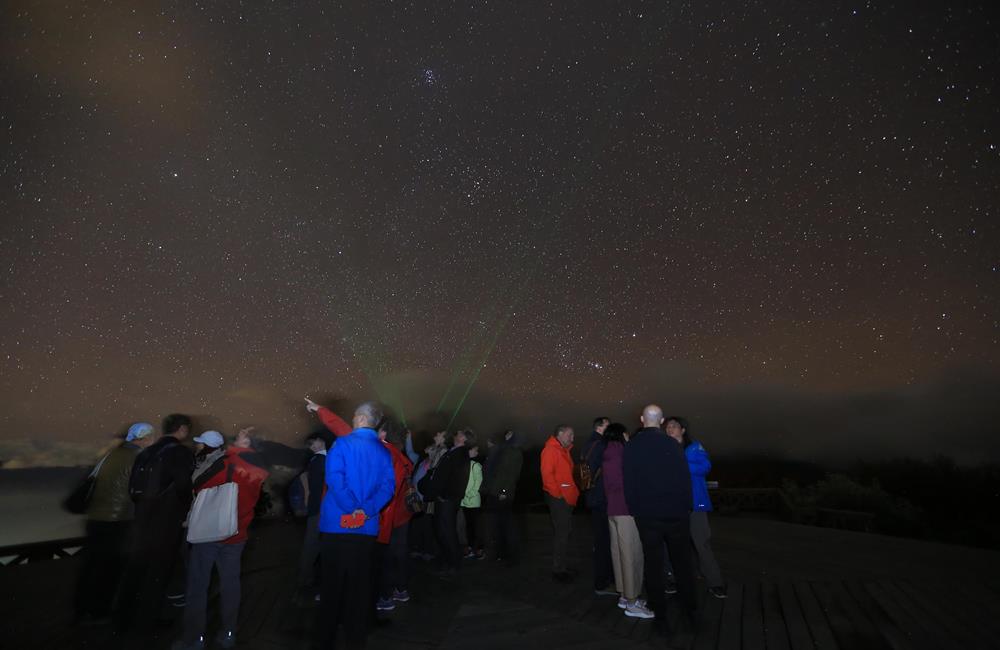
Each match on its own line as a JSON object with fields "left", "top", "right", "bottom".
{"left": 0, "top": 536, "right": 86, "bottom": 567}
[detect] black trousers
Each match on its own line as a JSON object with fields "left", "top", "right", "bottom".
{"left": 635, "top": 516, "right": 697, "bottom": 629}
{"left": 114, "top": 505, "right": 185, "bottom": 638}
{"left": 75, "top": 520, "right": 131, "bottom": 618}
{"left": 483, "top": 495, "right": 519, "bottom": 562}
{"left": 545, "top": 495, "right": 573, "bottom": 573}
{"left": 407, "top": 511, "right": 437, "bottom": 557}
{"left": 378, "top": 523, "right": 409, "bottom": 597}
{"left": 317, "top": 533, "right": 377, "bottom": 649}
{"left": 590, "top": 506, "right": 614, "bottom": 589}
{"left": 433, "top": 499, "right": 461, "bottom": 570}
{"left": 462, "top": 506, "right": 481, "bottom": 551}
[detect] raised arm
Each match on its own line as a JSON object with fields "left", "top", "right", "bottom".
{"left": 304, "top": 397, "right": 352, "bottom": 437}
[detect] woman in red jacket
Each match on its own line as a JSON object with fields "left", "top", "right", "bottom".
{"left": 174, "top": 428, "right": 269, "bottom": 650}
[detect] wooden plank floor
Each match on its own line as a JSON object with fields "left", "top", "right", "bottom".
{"left": 6, "top": 513, "right": 1000, "bottom": 649}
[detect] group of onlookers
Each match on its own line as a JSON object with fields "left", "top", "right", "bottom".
{"left": 541, "top": 404, "right": 725, "bottom": 637}
{"left": 74, "top": 414, "right": 270, "bottom": 650}
{"left": 73, "top": 399, "right": 721, "bottom": 647}
{"left": 295, "top": 399, "right": 526, "bottom": 648}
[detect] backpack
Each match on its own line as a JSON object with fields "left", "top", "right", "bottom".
{"left": 573, "top": 442, "right": 602, "bottom": 491}
{"left": 128, "top": 443, "right": 169, "bottom": 501}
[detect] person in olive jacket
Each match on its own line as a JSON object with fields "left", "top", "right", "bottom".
{"left": 74, "top": 422, "right": 156, "bottom": 624}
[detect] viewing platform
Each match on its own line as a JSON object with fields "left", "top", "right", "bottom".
{"left": 5, "top": 511, "right": 1000, "bottom": 649}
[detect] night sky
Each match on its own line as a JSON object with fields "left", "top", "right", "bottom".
{"left": 2, "top": 2, "right": 998, "bottom": 464}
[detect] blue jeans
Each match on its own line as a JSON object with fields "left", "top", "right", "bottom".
{"left": 182, "top": 541, "right": 246, "bottom": 642}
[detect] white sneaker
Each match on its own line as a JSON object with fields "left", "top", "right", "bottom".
{"left": 617, "top": 596, "right": 628, "bottom": 609}
{"left": 624, "top": 600, "right": 655, "bottom": 619}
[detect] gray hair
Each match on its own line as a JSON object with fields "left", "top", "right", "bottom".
{"left": 354, "top": 401, "right": 383, "bottom": 428}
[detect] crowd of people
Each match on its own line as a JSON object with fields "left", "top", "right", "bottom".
{"left": 71, "top": 399, "right": 723, "bottom": 648}
{"left": 540, "top": 405, "right": 726, "bottom": 635}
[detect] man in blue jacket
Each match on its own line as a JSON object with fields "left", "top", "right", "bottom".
{"left": 623, "top": 404, "right": 696, "bottom": 636}
{"left": 308, "top": 400, "right": 395, "bottom": 650}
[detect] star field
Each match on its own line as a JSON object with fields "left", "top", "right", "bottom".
{"left": 1, "top": 1, "right": 998, "bottom": 460}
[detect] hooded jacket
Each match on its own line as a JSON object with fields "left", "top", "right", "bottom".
{"left": 540, "top": 436, "right": 579, "bottom": 506}
{"left": 319, "top": 427, "right": 395, "bottom": 537}
{"left": 193, "top": 446, "right": 270, "bottom": 544}
{"left": 377, "top": 441, "right": 414, "bottom": 544}
{"left": 686, "top": 440, "right": 713, "bottom": 512}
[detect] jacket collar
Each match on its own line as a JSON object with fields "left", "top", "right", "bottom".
{"left": 350, "top": 427, "right": 378, "bottom": 439}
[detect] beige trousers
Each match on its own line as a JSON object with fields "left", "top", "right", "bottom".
{"left": 608, "top": 515, "right": 644, "bottom": 600}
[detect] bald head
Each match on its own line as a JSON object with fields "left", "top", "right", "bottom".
{"left": 641, "top": 404, "right": 664, "bottom": 428}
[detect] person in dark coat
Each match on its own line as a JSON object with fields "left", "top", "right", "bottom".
{"left": 418, "top": 429, "right": 473, "bottom": 575}
{"left": 297, "top": 431, "right": 328, "bottom": 594}
{"left": 480, "top": 430, "right": 524, "bottom": 565}
{"left": 623, "top": 404, "right": 696, "bottom": 636}
{"left": 115, "top": 413, "right": 196, "bottom": 644}
{"left": 581, "top": 416, "right": 615, "bottom": 595}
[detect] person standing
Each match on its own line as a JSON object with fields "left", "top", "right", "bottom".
{"left": 540, "top": 424, "right": 578, "bottom": 582}
{"left": 296, "top": 431, "right": 328, "bottom": 596}
{"left": 174, "top": 428, "right": 269, "bottom": 650}
{"left": 375, "top": 419, "right": 414, "bottom": 611}
{"left": 665, "top": 416, "right": 727, "bottom": 599}
{"left": 623, "top": 404, "right": 695, "bottom": 636}
{"left": 418, "top": 429, "right": 473, "bottom": 575}
{"left": 461, "top": 445, "right": 484, "bottom": 560}
{"left": 307, "top": 400, "right": 395, "bottom": 650}
{"left": 480, "top": 430, "right": 523, "bottom": 565}
{"left": 74, "top": 422, "right": 155, "bottom": 625}
{"left": 581, "top": 416, "right": 615, "bottom": 595}
{"left": 601, "top": 423, "right": 652, "bottom": 619}
{"left": 406, "top": 430, "right": 443, "bottom": 562}
{"left": 115, "top": 413, "right": 195, "bottom": 643}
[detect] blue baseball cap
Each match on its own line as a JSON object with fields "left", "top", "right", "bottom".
{"left": 126, "top": 422, "right": 155, "bottom": 442}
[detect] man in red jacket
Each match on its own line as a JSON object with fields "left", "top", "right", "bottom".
{"left": 174, "top": 428, "right": 269, "bottom": 650}
{"left": 540, "top": 424, "right": 578, "bottom": 582}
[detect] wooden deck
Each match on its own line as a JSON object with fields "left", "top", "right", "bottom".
{"left": 5, "top": 513, "right": 1000, "bottom": 649}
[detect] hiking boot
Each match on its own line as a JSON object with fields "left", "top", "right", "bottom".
{"left": 167, "top": 593, "right": 186, "bottom": 608}
{"left": 624, "top": 600, "right": 655, "bottom": 619}
{"left": 664, "top": 580, "right": 678, "bottom": 595}
{"left": 376, "top": 597, "right": 396, "bottom": 611}
{"left": 708, "top": 585, "right": 728, "bottom": 599}
{"left": 392, "top": 589, "right": 411, "bottom": 603}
